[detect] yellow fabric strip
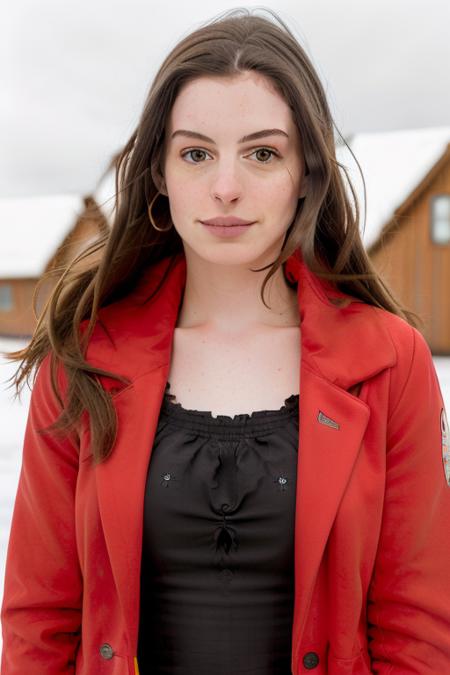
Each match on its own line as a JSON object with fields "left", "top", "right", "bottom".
{"left": 134, "top": 656, "right": 140, "bottom": 675}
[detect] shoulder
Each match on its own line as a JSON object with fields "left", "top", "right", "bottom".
{"left": 78, "top": 256, "right": 172, "bottom": 338}
{"left": 370, "top": 305, "right": 431, "bottom": 366}
{"left": 368, "top": 305, "right": 438, "bottom": 411}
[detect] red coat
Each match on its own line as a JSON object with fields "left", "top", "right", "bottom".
{"left": 2, "top": 248, "right": 450, "bottom": 674}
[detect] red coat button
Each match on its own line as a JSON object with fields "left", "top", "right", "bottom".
{"left": 303, "top": 651, "right": 320, "bottom": 669}
{"left": 99, "top": 643, "right": 114, "bottom": 659}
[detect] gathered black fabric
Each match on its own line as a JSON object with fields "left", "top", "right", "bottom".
{"left": 137, "top": 382, "right": 299, "bottom": 675}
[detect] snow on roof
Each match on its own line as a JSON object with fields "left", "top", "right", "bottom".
{"left": 0, "top": 193, "right": 84, "bottom": 278}
{"left": 336, "top": 125, "right": 450, "bottom": 250}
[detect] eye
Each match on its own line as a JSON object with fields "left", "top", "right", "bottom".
{"left": 249, "top": 147, "right": 280, "bottom": 164}
{"left": 181, "top": 148, "right": 212, "bottom": 164}
{"left": 180, "top": 147, "right": 280, "bottom": 165}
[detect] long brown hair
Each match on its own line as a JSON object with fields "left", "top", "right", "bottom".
{"left": 2, "top": 7, "right": 423, "bottom": 464}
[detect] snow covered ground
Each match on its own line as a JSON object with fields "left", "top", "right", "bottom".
{"left": 0, "top": 336, "right": 449, "bottom": 656}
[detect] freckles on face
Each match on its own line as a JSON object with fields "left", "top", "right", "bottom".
{"left": 160, "top": 73, "right": 305, "bottom": 246}
{"left": 163, "top": 74, "right": 303, "bottom": 173}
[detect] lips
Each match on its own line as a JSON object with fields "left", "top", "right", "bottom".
{"left": 200, "top": 217, "right": 255, "bottom": 227}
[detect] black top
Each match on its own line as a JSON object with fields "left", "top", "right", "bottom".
{"left": 137, "top": 382, "right": 299, "bottom": 675}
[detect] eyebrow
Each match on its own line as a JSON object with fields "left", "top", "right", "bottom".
{"left": 170, "top": 128, "right": 289, "bottom": 143}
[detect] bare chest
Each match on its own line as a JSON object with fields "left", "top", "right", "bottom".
{"left": 166, "top": 326, "right": 301, "bottom": 418}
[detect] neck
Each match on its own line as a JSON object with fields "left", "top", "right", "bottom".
{"left": 176, "top": 245, "right": 300, "bottom": 334}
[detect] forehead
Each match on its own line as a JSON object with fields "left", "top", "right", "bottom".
{"left": 167, "top": 72, "right": 296, "bottom": 135}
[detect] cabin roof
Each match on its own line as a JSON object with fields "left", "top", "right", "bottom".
{"left": 0, "top": 193, "right": 84, "bottom": 278}
{"left": 336, "top": 125, "right": 450, "bottom": 249}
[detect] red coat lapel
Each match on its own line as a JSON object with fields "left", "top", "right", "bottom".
{"left": 84, "top": 248, "right": 396, "bottom": 655}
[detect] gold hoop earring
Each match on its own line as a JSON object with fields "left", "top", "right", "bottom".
{"left": 147, "top": 191, "right": 172, "bottom": 232}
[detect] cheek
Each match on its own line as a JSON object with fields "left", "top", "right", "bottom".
{"left": 165, "top": 165, "right": 200, "bottom": 197}
{"left": 166, "top": 187, "right": 202, "bottom": 230}
{"left": 165, "top": 161, "right": 298, "bottom": 212}
{"left": 262, "top": 179, "right": 297, "bottom": 207}
{"left": 169, "top": 185, "right": 204, "bottom": 214}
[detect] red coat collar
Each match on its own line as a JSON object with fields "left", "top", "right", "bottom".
{"left": 85, "top": 247, "right": 396, "bottom": 393}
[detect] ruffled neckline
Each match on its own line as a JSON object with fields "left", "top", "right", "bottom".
{"left": 162, "top": 381, "right": 299, "bottom": 424}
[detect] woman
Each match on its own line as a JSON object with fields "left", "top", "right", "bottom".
{"left": 1, "top": 7, "right": 449, "bottom": 675}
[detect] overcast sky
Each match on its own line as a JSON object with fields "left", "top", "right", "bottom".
{"left": 2, "top": 0, "right": 449, "bottom": 198}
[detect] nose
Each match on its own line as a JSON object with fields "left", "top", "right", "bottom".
{"left": 210, "top": 159, "right": 243, "bottom": 203}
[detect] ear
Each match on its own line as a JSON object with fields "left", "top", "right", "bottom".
{"left": 154, "top": 174, "right": 168, "bottom": 197}
{"left": 150, "top": 161, "right": 168, "bottom": 196}
{"left": 158, "top": 178, "right": 168, "bottom": 197}
{"left": 299, "top": 173, "right": 310, "bottom": 199}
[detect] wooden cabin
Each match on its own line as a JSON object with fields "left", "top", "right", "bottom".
{"left": 0, "top": 194, "right": 108, "bottom": 339}
{"left": 337, "top": 126, "right": 450, "bottom": 354}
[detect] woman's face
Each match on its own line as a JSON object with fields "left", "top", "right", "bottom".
{"left": 161, "top": 71, "right": 307, "bottom": 268}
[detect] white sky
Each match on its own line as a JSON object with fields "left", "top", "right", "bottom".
{"left": 2, "top": 0, "right": 450, "bottom": 198}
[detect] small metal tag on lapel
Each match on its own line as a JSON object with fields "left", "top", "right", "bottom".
{"left": 317, "top": 410, "right": 340, "bottom": 430}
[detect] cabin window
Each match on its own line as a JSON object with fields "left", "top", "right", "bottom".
{"left": 0, "top": 284, "right": 13, "bottom": 311}
{"left": 431, "top": 194, "right": 450, "bottom": 245}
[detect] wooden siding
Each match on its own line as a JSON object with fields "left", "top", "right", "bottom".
{"left": 0, "top": 199, "right": 107, "bottom": 338}
{"left": 0, "top": 278, "right": 39, "bottom": 338}
{"left": 369, "top": 149, "right": 450, "bottom": 353}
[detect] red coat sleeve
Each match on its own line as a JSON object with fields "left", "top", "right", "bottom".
{"left": 367, "top": 324, "right": 450, "bottom": 672}
{"left": 1, "top": 353, "right": 82, "bottom": 673}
